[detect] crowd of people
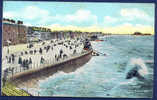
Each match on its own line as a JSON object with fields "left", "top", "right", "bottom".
{"left": 2, "top": 37, "right": 88, "bottom": 79}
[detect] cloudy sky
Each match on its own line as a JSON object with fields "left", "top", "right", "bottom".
{"left": 3, "top": 1, "right": 155, "bottom": 34}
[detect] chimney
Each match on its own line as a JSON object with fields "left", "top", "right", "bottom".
{"left": 10, "top": 19, "right": 15, "bottom": 24}
{"left": 3, "top": 18, "right": 12, "bottom": 24}
{"left": 17, "top": 20, "right": 23, "bottom": 25}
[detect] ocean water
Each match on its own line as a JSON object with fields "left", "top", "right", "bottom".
{"left": 38, "top": 35, "right": 154, "bottom": 98}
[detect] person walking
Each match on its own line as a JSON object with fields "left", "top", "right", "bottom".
{"left": 40, "top": 56, "right": 44, "bottom": 64}
{"left": 29, "top": 57, "right": 32, "bottom": 69}
{"left": 18, "top": 57, "right": 22, "bottom": 65}
{"left": 39, "top": 48, "right": 42, "bottom": 54}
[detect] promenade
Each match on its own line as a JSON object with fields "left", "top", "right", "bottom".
{"left": 2, "top": 38, "right": 85, "bottom": 79}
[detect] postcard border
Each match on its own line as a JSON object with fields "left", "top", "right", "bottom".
{"left": 0, "top": 0, "right": 156, "bottom": 100}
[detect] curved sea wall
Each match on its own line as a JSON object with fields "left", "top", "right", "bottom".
{"left": 9, "top": 50, "right": 92, "bottom": 88}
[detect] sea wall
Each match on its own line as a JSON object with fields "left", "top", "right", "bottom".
{"left": 9, "top": 50, "right": 92, "bottom": 88}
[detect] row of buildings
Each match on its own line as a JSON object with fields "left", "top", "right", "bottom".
{"left": 3, "top": 19, "right": 27, "bottom": 46}
{"left": 2, "top": 18, "right": 103, "bottom": 46}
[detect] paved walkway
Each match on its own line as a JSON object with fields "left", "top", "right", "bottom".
{"left": 2, "top": 38, "right": 85, "bottom": 78}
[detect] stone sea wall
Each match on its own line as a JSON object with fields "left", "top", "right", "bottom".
{"left": 9, "top": 50, "right": 92, "bottom": 88}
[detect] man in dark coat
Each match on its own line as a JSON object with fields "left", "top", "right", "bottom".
{"left": 18, "top": 57, "right": 22, "bottom": 64}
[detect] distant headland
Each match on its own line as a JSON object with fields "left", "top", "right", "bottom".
{"left": 133, "top": 32, "right": 152, "bottom": 36}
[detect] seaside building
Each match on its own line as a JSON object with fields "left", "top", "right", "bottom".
{"left": 50, "top": 31, "right": 90, "bottom": 39}
{"left": 2, "top": 18, "right": 27, "bottom": 46}
{"left": 2, "top": 18, "right": 104, "bottom": 45}
{"left": 27, "top": 26, "right": 52, "bottom": 42}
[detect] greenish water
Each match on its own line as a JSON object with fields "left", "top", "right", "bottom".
{"left": 38, "top": 35, "right": 154, "bottom": 98}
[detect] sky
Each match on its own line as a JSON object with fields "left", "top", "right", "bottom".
{"left": 3, "top": 1, "right": 155, "bottom": 34}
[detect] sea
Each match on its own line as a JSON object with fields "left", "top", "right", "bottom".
{"left": 38, "top": 35, "right": 154, "bottom": 98}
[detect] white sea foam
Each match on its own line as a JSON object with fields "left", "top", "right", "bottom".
{"left": 38, "top": 65, "right": 87, "bottom": 84}
{"left": 129, "top": 58, "right": 148, "bottom": 77}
